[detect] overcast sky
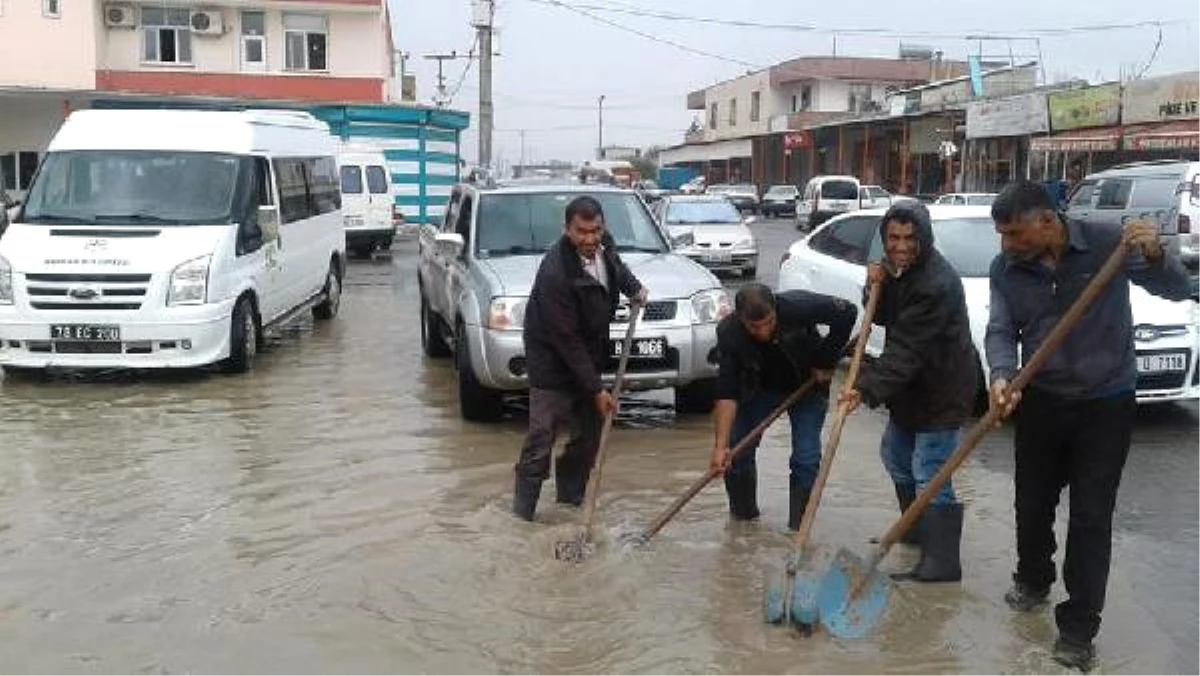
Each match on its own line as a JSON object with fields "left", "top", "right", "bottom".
{"left": 389, "top": 0, "right": 1200, "bottom": 167}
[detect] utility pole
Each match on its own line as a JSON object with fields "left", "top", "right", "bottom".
{"left": 597, "top": 95, "right": 606, "bottom": 160}
{"left": 472, "top": 1, "right": 496, "bottom": 171}
{"left": 423, "top": 51, "right": 459, "bottom": 108}
{"left": 519, "top": 129, "right": 527, "bottom": 176}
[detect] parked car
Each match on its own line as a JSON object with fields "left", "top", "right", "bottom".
{"left": 417, "top": 182, "right": 730, "bottom": 421}
{"left": 0, "top": 109, "right": 346, "bottom": 375}
{"left": 934, "top": 192, "right": 998, "bottom": 206}
{"left": 761, "top": 184, "right": 800, "bottom": 217}
{"left": 777, "top": 205, "right": 1200, "bottom": 405}
{"left": 796, "top": 174, "right": 862, "bottom": 231}
{"left": 653, "top": 194, "right": 758, "bottom": 277}
{"left": 633, "top": 179, "right": 669, "bottom": 203}
{"left": 338, "top": 149, "right": 399, "bottom": 258}
{"left": 859, "top": 184, "right": 894, "bottom": 209}
{"left": 1067, "top": 160, "right": 1200, "bottom": 269}
{"left": 722, "top": 183, "right": 761, "bottom": 214}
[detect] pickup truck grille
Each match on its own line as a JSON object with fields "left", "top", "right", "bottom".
{"left": 642, "top": 301, "right": 677, "bottom": 322}
{"left": 24, "top": 273, "right": 151, "bottom": 311}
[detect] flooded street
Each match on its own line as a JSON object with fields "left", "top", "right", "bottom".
{"left": 0, "top": 229, "right": 1196, "bottom": 674}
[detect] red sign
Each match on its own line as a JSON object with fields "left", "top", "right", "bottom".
{"left": 783, "top": 132, "right": 811, "bottom": 150}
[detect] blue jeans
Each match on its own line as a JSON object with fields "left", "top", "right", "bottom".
{"left": 729, "top": 389, "right": 828, "bottom": 488}
{"left": 879, "top": 419, "right": 959, "bottom": 506}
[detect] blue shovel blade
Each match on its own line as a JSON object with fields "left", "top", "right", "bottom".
{"left": 818, "top": 547, "right": 892, "bottom": 639}
{"left": 764, "top": 583, "right": 786, "bottom": 624}
{"left": 791, "top": 575, "right": 820, "bottom": 627}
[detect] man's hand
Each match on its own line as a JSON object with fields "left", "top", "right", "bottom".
{"left": 866, "top": 262, "right": 887, "bottom": 287}
{"left": 1123, "top": 218, "right": 1164, "bottom": 262}
{"left": 988, "top": 378, "right": 1021, "bottom": 423}
{"left": 811, "top": 367, "right": 834, "bottom": 384}
{"left": 710, "top": 445, "right": 731, "bottom": 476}
{"left": 635, "top": 287, "right": 649, "bottom": 305}
{"left": 594, "top": 390, "right": 617, "bottom": 417}
{"left": 838, "top": 387, "right": 862, "bottom": 413}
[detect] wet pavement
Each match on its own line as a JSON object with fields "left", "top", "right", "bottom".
{"left": 0, "top": 225, "right": 1195, "bottom": 673}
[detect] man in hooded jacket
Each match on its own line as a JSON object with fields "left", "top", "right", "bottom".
{"left": 839, "top": 202, "right": 979, "bottom": 582}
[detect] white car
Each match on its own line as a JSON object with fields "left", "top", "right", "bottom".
{"left": 859, "top": 185, "right": 894, "bottom": 209}
{"left": 654, "top": 194, "right": 758, "bottom": 277}
{"left": 935, "top": 192, "right": 997, "bottom": 206}
{"left": 777, "top": 205, "right": 1200, "bottom": 404}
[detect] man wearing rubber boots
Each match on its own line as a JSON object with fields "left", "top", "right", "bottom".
{"left": 839, "top": 202, "right": 979, "bottom": 583}
{"left": 709, "top": 284, "right": 856, "bottom": 530}
{"left": 513, "top": 195, "right": 647, "bottom": 521}
{"left": 986, "top": 181, "right": 1192, "bottom": 671}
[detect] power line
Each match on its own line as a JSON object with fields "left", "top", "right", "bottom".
{"left": 525, "top": 0, "right": 762, "bottom": 69}
{"left": 446, "top": 36, "right": 480, "bottom": 105}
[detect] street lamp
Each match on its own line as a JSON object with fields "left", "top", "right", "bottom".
{"left": 597, "top": 95, "right": 605, "bottom": 160}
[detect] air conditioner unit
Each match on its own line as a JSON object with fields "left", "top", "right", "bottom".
{"left": 189, "top": 10, "right": 224, "bottom": 35}
{"left": 103, "top": 3, "right": 136, "bottom": 28}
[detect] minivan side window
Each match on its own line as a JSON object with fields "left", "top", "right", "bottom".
{"left": 1096, "top": 179, "right": 1133, "bottom": 209}
{"left": 274, "top": 156, "right": 341, "bottom": 224}
{"left": 366, "top": 165, "right": 389, "bottom": 194}
{"left": 307, "top": 156, "right": 341, "bottom": 215}
{"left": 275, "top": 158, "right": 309, "bottom": 223}
{"left": 340, "top": 166, "right": 363, "bottom": 194}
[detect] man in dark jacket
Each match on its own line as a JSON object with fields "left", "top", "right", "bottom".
{"left": 839, "top": 202, "right": 979, "bottom": 582}
{"left": 512, "top": 195, "right": 647, "bottom": 521}
{"left": 709, "top": 284, "right": 856, "bottom": 530}
{"left": 986, "top": 181, "right": 1192, "bottom": 671}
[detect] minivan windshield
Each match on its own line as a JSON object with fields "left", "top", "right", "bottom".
{"left": 22, "top": 150, "right": 241, "bottom": 225}
{"left": 475, "top": 191, "right": 668, "bottom": 257}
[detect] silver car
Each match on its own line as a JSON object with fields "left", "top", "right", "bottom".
{"left": 418, "top": 182, "right": 730, "bottom": 422}
{"left": 653, "top": 194, "right": 759, "bottom": 277}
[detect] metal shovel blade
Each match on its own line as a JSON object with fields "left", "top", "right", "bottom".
{"left": 817, "top": 547, "right": 892, "bottom": 639}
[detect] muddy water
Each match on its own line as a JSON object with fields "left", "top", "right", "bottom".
{"left": 0, "top": 238, "right": 1195, "bottom": 673}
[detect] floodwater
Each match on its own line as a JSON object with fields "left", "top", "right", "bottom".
{"left": 0, "top": 237, "right": 1195, "bottom": 673}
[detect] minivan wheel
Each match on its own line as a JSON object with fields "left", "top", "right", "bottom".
{"left": 222, "top": 296, "right": 259, "bottom": 374}
{"left": 313, "top": 264, "right": 341, "bottom": 320}
{"left": 456, "top": 322, "right": 505, "bottom": 422}
{"left": 420, "top": 294, "right": 451, "bottom": 358}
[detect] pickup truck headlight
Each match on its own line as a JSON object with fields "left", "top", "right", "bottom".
{"left": 0, "top": 254, "right": 12, "bottom": 305}
{"left": 735, "top": 237, "right": 755, "bottom": 249}
{"left": 487, "top": 296, "right": 527, "bottom": 331}
{"left": 691, "top": 288, "right": 731, "bottom": 324}
{"left": 167, "top": 255, "right": 211, "bottom": 306}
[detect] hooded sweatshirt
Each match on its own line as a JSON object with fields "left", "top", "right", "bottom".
{"left": 856, "top": 202, "right": 980, "bottom": 430}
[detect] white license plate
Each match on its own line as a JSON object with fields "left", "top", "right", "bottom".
{"left": 1136, "top": 353, "right": 1188, "bottom": 373}
{"left": 344, "top": 216, "right": 364, "bottom": 227}
{"left": 612, "top": 337, "right": 666, "bottom": 359}
{"left": 50, "top": 324, "right": 120, "bottom": 341}
{"left": 703, "top": 251, "right": 733, "bottom": 263}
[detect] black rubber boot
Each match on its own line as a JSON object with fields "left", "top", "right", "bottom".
{"left": 723, "top": 470, "right": 761, "bottom": 521}
{"left": 1053, "top": 634, "right": 1096, "bottom": 672}
{"left": 894, "top": 482, "right": 921, "bottom": 545}
{"left": 554, "top": 460, "right": 589, "bottom": 507}
{"left": 512, "top": 474, "right": 542, "bottom": 522}
{"left": 907, "top": 502, "right": 963, "bottom": 582}
{"left": 787, "top": 476, "right": 811, "bottom": 531}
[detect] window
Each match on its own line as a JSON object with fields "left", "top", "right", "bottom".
{"left": 750, "top": 91, "right": 761, "bottom": 122}
{"left": 455, "top": 195, "right": 473, "bottom": 242}
{"left": 1096, "top": 179, "right": 1133, "bottom": 209}
{"left": 1068, "top": 181, "right": 1096, "bottom": 208}
{"left": 848, "top": 84, "right": 874, "bottom": 113}
{"left": 442, "top": 191, "right": 462, "bottom": 232}
{"left": 1128, "top": 176, "right": 1181, "bottom": 209}
{"left": 820, "top": 180, "right": 859, "bottom": 200}
{"left": 366, "top": 165, "right": 389, "bottom": 194}
{"left": 791, "top": 95, "right": 798, "bottom": 113}
{"left": 42, "top": 0, "right": 59, "bottom": 18}
{"left": 241, "top": 11, "right": 266, "bottom": 70}
{"left": 253, "top": 157, "right": 274, "bottom": 207}
{"left": 809, "top": 216, "right": 877, "bottom": 265}
{"left": 474, "top": 192, "right": 667, "bottom": 257}
{"left": 728, "top": 98, "right": 737, "bottom": 126}
{"left": 709, "top": 103, "right": 718, "bottom": 130}
{"left": 0, "top": 152, "right": 41, "bottom": 191}
{"left": 307, "top": 156, "right": 341, "bottom": 214}
{"left": 141, "top": 6, "right": 192, "bottom": 64}
{"left": 800, "top": 85, "right": 812, "bottom": 111}
{"left": 340, "top": 166, "right": 363, "bottom": 194}
{"left": 664, "top": 199, "right": 742, "bottom": 225}
{"left": 284, "top": 13, "right": 328, "bottom": 71}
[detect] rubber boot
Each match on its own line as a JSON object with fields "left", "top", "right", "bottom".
{"left": 512, "top": 474, "right": 542, "bottom": 522}
{"left": 554, "top": 460, "right": 589, "bottom": 507}
{"left": 787, "top": 476, "right": 811, "bottom": 531}
{"left": 723, "top": 470, "right": 760, "bottom": 521}
{"left": 904, "top": 503, "right": 963, "bottom": 582}
{"left": 894, "top": 482, "right": 921, "bottom": 545}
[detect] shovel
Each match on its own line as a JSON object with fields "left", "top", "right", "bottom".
{"left": 765, "top": 280, "right": 882, "bottom": 629}
{"left": 818, "top": 243, "right": 1130, "bottom": 639}
{"left": 627, "top": 376, "right": 818, "bottom": 546}
{"left": 554, "top": 300, "right": 643, "bottom": 563}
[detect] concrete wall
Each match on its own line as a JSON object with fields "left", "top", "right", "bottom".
{"left": 0, "top": 0, "right": 98, "bottom": 89}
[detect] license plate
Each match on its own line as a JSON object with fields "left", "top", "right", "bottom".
{"left": 1136, "top": 353, "right": 1187, "bottom": 373}
{"left": 344, "top": 216, "right": 364, "bottom": 227}
{"left": 704, "top": 251, "right": 733, "bottom": 263}
{"left": 50, "top": 324, "right": 121, "bottom": 341}
{"left": 612, "top": 337, "right": 666, "bottom": 359}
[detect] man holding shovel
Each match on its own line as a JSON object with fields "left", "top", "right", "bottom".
{"left": 839, "top": 202, "right": 980, "bottom": 583}
{"left": 709, "top": 284, "right": 856, "bottom": 530}
{"left": 985, "top": 181, "right": 1192, "bottom": 671}
{"left": 512, "top": 196, "right": 647, "bottom": 521}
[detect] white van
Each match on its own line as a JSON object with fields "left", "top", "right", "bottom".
{"left": 0, "top": 109, "right": 346, "bottom": 375}
{"left": 337, "top": 150, "right": 398, "bottom": 257}
{"left": 796, "top": 174, "right": 863, "bottom": 230}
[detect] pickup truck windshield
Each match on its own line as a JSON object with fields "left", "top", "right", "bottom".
{"left": 21, "top": 150, "right": 242, "bottom": 226}
{"left": 475, "top": 191, "right": 668, "bottom": 257}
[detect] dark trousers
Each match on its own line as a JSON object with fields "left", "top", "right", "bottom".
{"left": 728, "top": 388, "right": 828, "bottom": 487}
{"left": 514, "top": 387, "right": 602, "bottom": 483}
{"left": 1013, "top": 387, "right": 1135, "bottom": 641}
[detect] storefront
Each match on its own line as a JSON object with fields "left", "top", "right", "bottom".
{"left": 1029, "top": 83, "right": 1122, "bottom": 180}
{"left": 1119, "top": 71, "right": 1199, "bottom": 157}
{"left": 964, "top": 91, "right": 1049, "bottom": 192}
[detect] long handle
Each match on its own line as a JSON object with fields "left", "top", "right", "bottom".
{"left": 859, "top": 244, "right": 1130, "bottom": 580}
{"left": 790, "top": 281, "right": 882, "bottom": 554}
{"left": 637, "top": 377, "right": 819, "bottom": 543}
{"left": 581, "top": 301, "right": 642, "bottom": 542}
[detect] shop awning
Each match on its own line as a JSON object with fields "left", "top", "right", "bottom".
{"left": 1029, "top": 126, "right": 1122, "bottom": 153}
{"left": 1122, "top": 120, "right": 1199, "bottom": 151}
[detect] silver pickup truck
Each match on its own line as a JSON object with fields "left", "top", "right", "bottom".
{"left": 418, "top": 182, "right": 730, "bottom": 422}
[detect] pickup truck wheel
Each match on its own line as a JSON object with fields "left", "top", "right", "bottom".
{"left": 313, "top": 264, "right": 341, "bottom": 320}
{"left": 675, "top": 377, "right": 717, "bottom": 415}
{"left": 222, "top": 296, "right": 259, "bottom": 374}
{"left": 420, "top": 294, "right": 451, "bottom": 358}
{"left": 456, "top": 323, "right": 504, "bottom": 422}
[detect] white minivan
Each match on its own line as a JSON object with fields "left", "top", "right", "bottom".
{"left": 0, "top": 108, "right": 346, "bottom": 375}
{"left": 796, "top": 174, "right": 862, "bottom": 231}
{"left": 338, "top": 150, "right": 398, "bottom": 257}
